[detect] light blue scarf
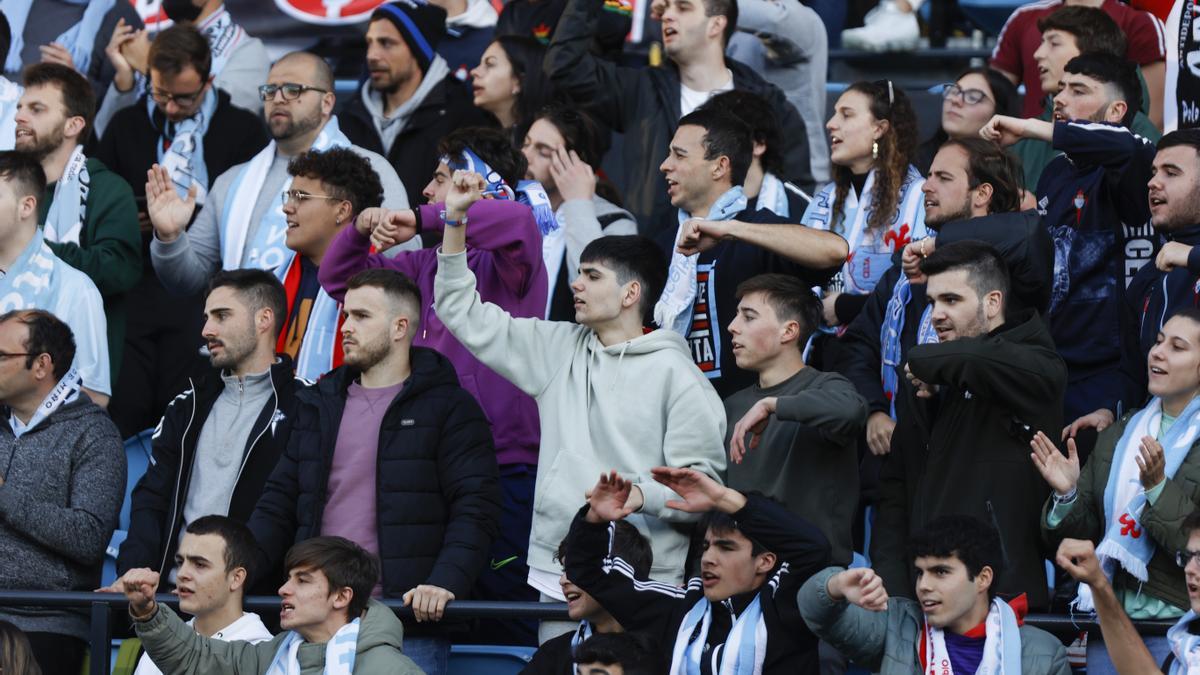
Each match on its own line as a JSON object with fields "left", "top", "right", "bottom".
{"left": 266, "top": 617, "right": 359, "bottom": 675}
{"left": 0, "top": 230, "right": 68, "bottom": 315}
{"left": 43, "top": 144, "right": 88, "bottom": 245}
{"left": 9, "top": 366, "right": 80, "bottom": 438}
{"left": 654, "top": 186, "right": 748, "bottom": 334}
{"left": 0, "top": 76, "right": 20, "bottom": 151}
{"left": 1168, "top": 611, "right": 1200, "bottom": 673}
{"left": 755, "top": 173, "right": 789, "bottom": 218}
{"left": 2, "top": 0, "right": 115, "bottom": 74}
{"left": 442, "top": 147, "right": 557, "bottom": 235}
{"left": 221, "top": 116, "right": 351, "bottom": 272}
{"left": 669, "top": 594, "right": 765, "bottom": 675}
{"left": 880, "top": 273, "right": 938, "bottom": 419}
{"left": 153, "top": 87, "right": 218, "bottom": 204}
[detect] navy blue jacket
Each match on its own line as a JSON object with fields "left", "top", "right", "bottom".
{"left": 247, "top": 347, "right": 500, "bottom": 629}
{"left": 1035, "top": 120, "right": 1156, "bottom": 408}
{"left": 439, "top": 24, "right": 495, "bottom": 82}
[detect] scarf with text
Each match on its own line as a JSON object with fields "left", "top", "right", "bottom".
{"left": 152, "top": 87, "right": 218, "bottom": 205}
{"left": 880, "top": 273, "right": 938, "bottom": 419}
{"left": 2, "top": 0, "right": 114, "bottom": 74}
{"left": 198, "top": 5, "right": 247, "bottom": 76}
{"left": 669, "top": 594, "right": 766, "bottom": 675}
{"left": 266, "top": 617, "right": 359, "bottom": 675}
{"left": 8, "top": 366, "right": 81, "bottom": 438}
{"left": 921, "top": 597, "right": 1022, "bottom": 675}
{"left": 43, "top": 145, "right": 89, "bottom": 246}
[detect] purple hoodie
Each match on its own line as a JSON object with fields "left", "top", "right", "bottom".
{"left": 318, "top": 199, "right": 546, "bottom": 467}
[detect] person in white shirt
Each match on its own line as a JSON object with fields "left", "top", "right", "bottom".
{"left": 129, "top": 515, "right": 272, "bottom": 675}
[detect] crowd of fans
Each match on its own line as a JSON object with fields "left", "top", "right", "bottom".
{"left": 1, "top": 0, "right": 1200, "bottom": 673}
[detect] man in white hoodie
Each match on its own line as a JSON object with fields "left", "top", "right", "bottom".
{"left": 433, "top": 170, "right": 728, "bottom": 642}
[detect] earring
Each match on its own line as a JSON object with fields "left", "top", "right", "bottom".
{"left": 872, "top": 141, "right": 879, "bottom": 160}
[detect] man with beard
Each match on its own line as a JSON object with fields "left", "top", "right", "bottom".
{"left": 102, "top": 269, "right": 300, "bottom": 596}
{"left": 248, "top": 268, "right": 500, "bottom": 675}
{"left": 15, "top": 62, "right": 140, "bottom": 399}
{"left": 869, "top": 241, "right": 1066, "bottom": 609}
{"left": 982, "top": 52, "right": 1155, "bottom": 453}
{"left": 339, "top": 0, "right": 488, "bottom": 208}
{"left": 147, "top": 51, "right": 410, "bottom": 301}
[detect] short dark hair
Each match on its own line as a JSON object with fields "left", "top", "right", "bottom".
{"left": 0, "top": 13, "right": 11, "bottom": 71}
{"left": 557, "top": 520, "right": 653, "bottom": 578}
{"left": 184, "top": 515, "right": 258, "bottom": 577}
{"left": 345, "top": 268, "right": 423, "bottom": 327}
{"left": 735, "top": 274, "right": 822, "bottom": 349}
{"left": 0, "top": 309, "right": 76, "bottom": 379}
{"left": 149, "top": 23, "right": 212, "bottom": 82}
{"left": 574, "top": 632, "right": 663, "bottom": 675}
{"left": 676, "top": 108, "right": 753, "bottom": 188}
{"left": 287, "top": 147, "right": 384, "bottom": 216}
{"left": 699, "top": 0, "right": 738, "bottom": 46}
{"left": 1158, "top": 128, "right": 1200, "bottom": 156}
{"left": 701, "top": 507, "right": 767, "bottom": 557}
{"left": 920, "top": 239, "right": 1010, "bottom": 304}
{"left": 21, "top": 62, "right": 96, "bottom": 141}
{"left": 1063, "top": 52, "right": 1142, "bottom": 127}
{"left": 531, "top": 103, "right": 605, "bottom": 169}
{"left": 0, "top": 151, "right": 47, "bottom": 199}
{"left": 937, "top": 138, "right": 1024, "bottom": 215}
{"left": 1037, "top": 6, "right": 1126, "bottom": 58}
{"left": 699, "top": 90, "right": 784, "bottom": 176}
{"left": 284, "top": 537, "right": 380, "bottom": 620}
{"left": 438, "top": 127, "right": 527, "bottom": 188}
{"left": 909, "top": 515, "right": 1006, "bottom": 600}
{"left": 209, "top": 269, "right": 288, "bottom": 340}
{"left": 1183, "top": 510, "right": 1200, "bottom": 538}
{"left": 579, "top": 235, "right": 668, "bottom": 319}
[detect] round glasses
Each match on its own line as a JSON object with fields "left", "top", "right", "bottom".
{"left": 942, "top": 83, "right": 991, "bottom": 106}
{"left": 259, "top": 83, "right": 329, "bottom": 102}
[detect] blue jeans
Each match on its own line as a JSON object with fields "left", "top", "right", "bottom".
{"left": 403, "top": 636, "right": 451, "bottom": 675}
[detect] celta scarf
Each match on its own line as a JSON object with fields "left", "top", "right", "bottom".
{"left": 0, "top": 229, "right": 68, "bottom": 317}
{"left": 920, "top": 597, "right": 1022, "bottom": 675}
{"left": 755, "top": 173, "right": 790, "bottom": 218}
{"left": 2, "top": 0, "right": 114, "bottom": 75}
{"left": 1076, "top": 395, "right": 1200, "bottom": 611}
{"left": 880, "top": 273, "right": 938, "bottom": 419}
{"left": 669, "top": 594, "right": 766, "bottom": 675}
{"left": 266, "top": 617, "right": 360, "bottom": 675}
{"left": 43, "top": 145, "right": 89, "bottom": 246}
{"left": 654, "top": 186, "right": 748, "bottom": 334}
{"left": 153, "top": 87, "right": 218, "bottom": 204}
{"left": 0, "top": 77, "right": 21, "bottom": 152}
{"left": 221, "top": 116, "right": 351, "bottom": 272}
{"left": 275, "top": 254, "right": 344, "bottom": 383}
{"left": 1167, "top": 611, "right": 1200, "bottom": 673}
{"left": 198, "top": 5, "right": 246, "bottom": 77}
{"left": 8, "top": 366, "right": 81, "bottom": 438}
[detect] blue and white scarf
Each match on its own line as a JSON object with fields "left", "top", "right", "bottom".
{"left": 43, "top": 145, "right": 88, "bottom": 246}
{"left": 1076, "top": 396, "right": 1200, "bottom": 611}
{"left": 1168, "top": 611, "right": 1200, "bottom": 674}
{"left": 0, "top": 230, "right": 67, "bottom": 315}
{"left": 9, "top": 366, "right": 81, "bottom": 438}
{"left": 266, "top": 617, "right": 359, "bottom": 675}
{"left": 2, "top": 0, "right": 115, "bottom": 75}
{"left": 924, "top": 597, "right": 1021, "bottom": 675}
{"left": 197, "top": 6, "right": 246, "bottom": 77}
{"left": 654, "top": 186, "right": 748, "bottom": 334}
{"left": 669, "top": 594, "right": 766, "bottom": 675}
{"left": 755, "top": 173, "right": 790, "bottom": 218}
{"left": 880, "top": 273, "right": 938, "bottom": 419}
{"left": 221, "top": 116, "right": 351, "bottom": 273}
{"left": 570, "top": 620, "right": 594, "bottom": 665}
{"left": 153, "top": 87, "right": 218, "bottom": 205}
{"left": 442, "top": 147, "right": 557, "bottom": 235}
{"left": 0, "top": 76, "right": 21, "bottom": 152}
{"left": 1048, "top": 224, "right": 1074, "bottom": 316}
{"left": 275, "top": 255, "right": 342, "bottom": 383}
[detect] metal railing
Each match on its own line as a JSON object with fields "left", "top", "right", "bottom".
{"left": 0, "top": 591, "right": 1178, "bottom": 675}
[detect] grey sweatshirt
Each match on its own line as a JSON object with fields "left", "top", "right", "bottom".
{"left": 0, "top": 398, "right": 125, "bottom": 640}
{"left": 727, "top": 0, "right": 830, "bottom": 183}
{"left": 360, "top": 56, "right": 453, "bottom": 156}
{"left": 150, "top": 136, "right": 412, "bottom": 296}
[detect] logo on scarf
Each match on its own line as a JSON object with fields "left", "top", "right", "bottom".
{"left": 881, "top": 223, "right": 911, "bottom": 252}
{"left": 1119, "top": 513, "right": 1143, "bottom": 538}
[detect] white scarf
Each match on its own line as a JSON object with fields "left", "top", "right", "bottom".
{"left": 755, "top": 173, "right": 790, "bottom": 218}
{"left": 44, "top": 146, "right": 89, "bottom": 246}
{"left": 1168, "top": 611, "right": 1200, "bottom": 674}
{"left": 220, "top": 116, "right": 351, "bottom": 272}
{"left": 923, "top": 598, "right": 1022, "bottom": 675}
{"left": 1075, "top": 396, "right": 1200, "bottom": 611}
{"left": 2, "top": 0, "right": 114, "bottom": 74}
{"left": 265, "top": 618, "right": 359, "bottom": 675}
{"left": 8, "top": 366, "right": 81, "bottom": 438}
{"left": 197, "top": 6, "right": 246, "bottom": 77}
{"left": 654, "top": 186, "right": 748, "bottom": 333}
{"left": 0, "top": 76, "right": 21, "bottom": 152}
{"left": 155, "top": 87, "right": 218, "bottom": 205}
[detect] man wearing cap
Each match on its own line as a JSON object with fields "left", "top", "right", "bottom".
{"left": 340, "top": 0, "right": 489, "bottom": 208}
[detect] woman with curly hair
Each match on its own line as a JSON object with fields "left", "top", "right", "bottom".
{"left": 470, "top": 35, "right": 560, "bottom": 143}
{"left": 802, "top": 79, "right": 927, "bottom": 328}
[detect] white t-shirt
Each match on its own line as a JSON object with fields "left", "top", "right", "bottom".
{"left": 133, "top": 612, "right": 272, "bottom": 675}
{"left": 679, "top": 69, "right": 735, "bottom": 117}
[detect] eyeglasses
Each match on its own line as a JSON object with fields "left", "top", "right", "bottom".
{"left": 282, "top": 189, "right": 346, "bottom": 205}
{"left": 148, "top": 82, "right": 207, "bottom": 107}
{"left": 1177, "top": 549, "right": 1200, "bottom": 568}
{"left": 259, "top": 83, "right": 329, "bottom": 102}
{"left": 942, "top": 83, "right": 991, "bottom": 106}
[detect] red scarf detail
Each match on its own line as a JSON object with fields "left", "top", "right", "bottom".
{"left": 918, "top": 594, "right": 1028, "bottom": 666}
{"left": 275, "top": 255, "right": 345, "bottom": 369}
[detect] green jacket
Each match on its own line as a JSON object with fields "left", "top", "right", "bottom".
{"left": 37, "top": 157, "right": 141, "bottom": 381}
{"left": 1041, "top": 409, "right": 1200, "bottom": 611}
{"left": 134, "top": 600, "right": 423, "bottom": 674}
{"left": 799, "top": 567, "right": 1071, "bottom": 675}
{"left": 1014, "top": 102, "right": 1161, "bottom": 191}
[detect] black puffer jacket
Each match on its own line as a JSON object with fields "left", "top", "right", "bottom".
{"left": 247, "top": 347, "right": 500, "bottom": 614}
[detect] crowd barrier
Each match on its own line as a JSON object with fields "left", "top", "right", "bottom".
{"left": 0, "top": 590, "right": 1178, "bottom": 675}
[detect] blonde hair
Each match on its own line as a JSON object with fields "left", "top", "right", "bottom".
{"left": 0, "top": 620, "right": 41, "bottom": 675}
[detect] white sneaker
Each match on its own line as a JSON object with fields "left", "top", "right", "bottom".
{"left": 841, "top": 1, "right": 920, "bottom": 52}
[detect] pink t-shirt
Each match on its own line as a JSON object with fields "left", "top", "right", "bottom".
{"left": 990, "top": 0, "right": 1166, "bottom": 118}
{"left": 320, "top": 380, "right": 404, "bottom": 597}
